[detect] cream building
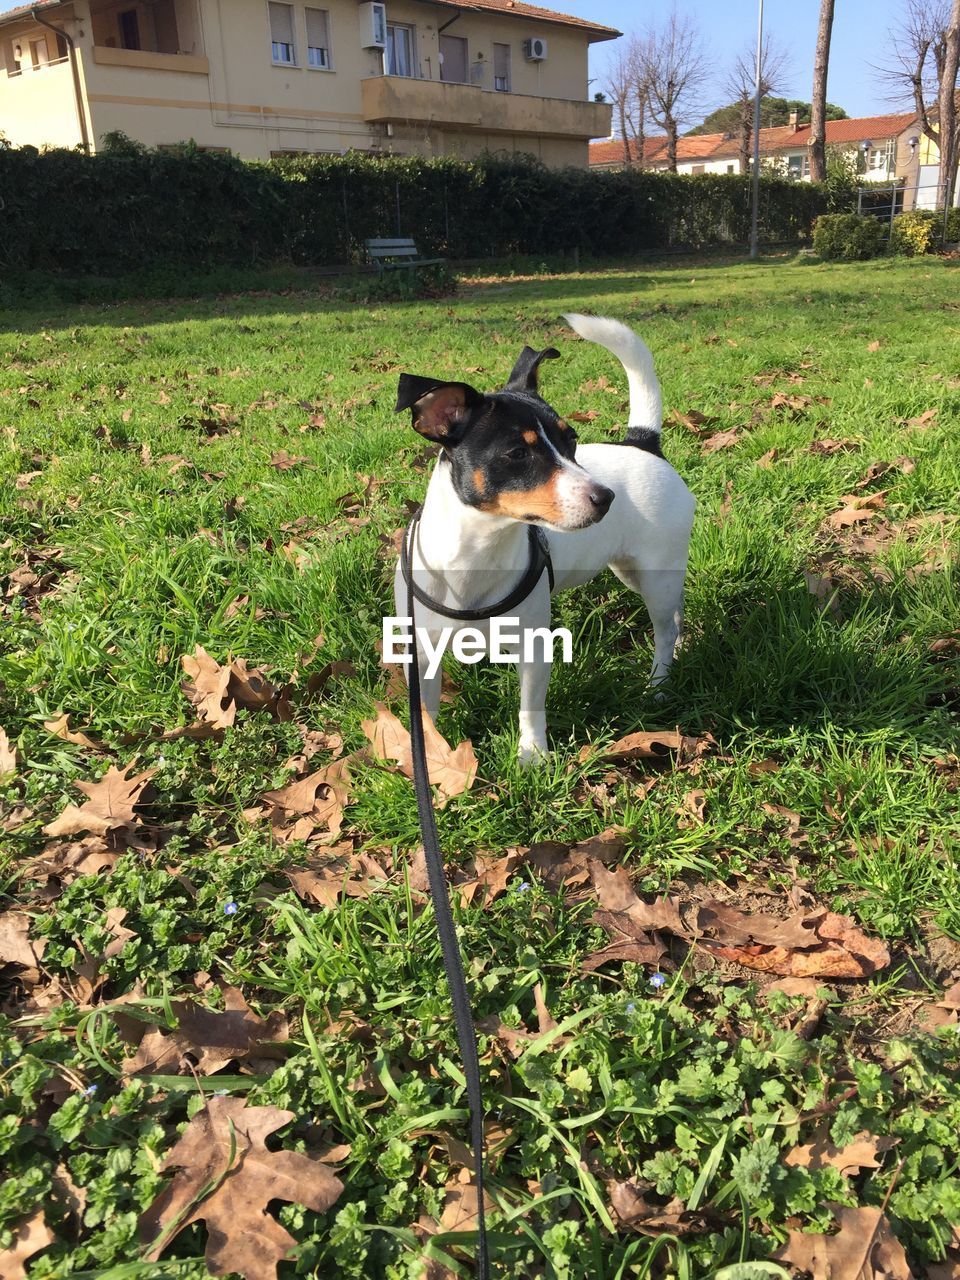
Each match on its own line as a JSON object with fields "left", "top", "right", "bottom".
{"left": 0, "top": 0, "right": 617, "bottom": 166}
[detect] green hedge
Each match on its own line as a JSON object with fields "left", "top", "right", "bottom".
{"left": 0, "top": 144, "right": 846, "bottom": 278}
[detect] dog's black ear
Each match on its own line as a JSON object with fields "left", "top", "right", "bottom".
{"left": 395, "top": 374, "right": 484, "bottom": 444}
{"left": 504, "top": 345, "right": 560, "bottom": 394}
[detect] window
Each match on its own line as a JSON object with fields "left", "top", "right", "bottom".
{"left": 305, "top": 8, "right": 330, "bottom": 68}
{"left": 439, "top": 33, "right": 467, "bottom": 82}
{"left": 493, "top": 42, "right": 510, "bottom": 92}
{"left": 119, "top": 10, "right": 141, "bottom": 51}
{"left": 269, "top": 2, "right": 296, "bottom": 65}
{"left": 55, "top": 32, "right": 69, "bottom": 60}
{"left": 727, "top": 163, "right": 735, "bottom": 174}
{"left": 385, "top": 23, "right": 414, "bottom": 77}
{"left": 29, "top": 36, "right": 49, "bottom": 68}
{"left": 787, "top": 153, "right": 809, "bottom": 180}
{"left": 867, "top": 143, "right": 892, "bottom": 172}
{"left": 691, "top": 164, "right": 705, "bottom": 175}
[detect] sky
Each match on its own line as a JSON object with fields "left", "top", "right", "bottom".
{"left": 556, "top": 0, "right": 916, "bottom": 125}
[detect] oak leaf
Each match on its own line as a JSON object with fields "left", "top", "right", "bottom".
{"left": 608, "top": 1179, "right": 712, "bottom": 1236}
{"left": 1, "top": 1209, "right": 56, "bottom": 1279}
{"left": 139, "top": 1097, "right": 343, "bottom": 1280}
{"left": 42, "top": 762, "right": 156, "bottom": 839}
{"left": 0, "top": 910, "right": 47, "bottom": 969}
{"left": 784, "top": 1128, "right": 898, "bottom": 1176}
{"left": 43, "top": 714, "right": 102, "bottom": 751}
{"left": 121, "top": 986, "right": 289, "bottom": 1077}
{"left": 773, "top": 1206, "right": 912, "bottom": 1280}
{"left": 361, "top": 701, "right": 477, "bottom": 802}
{"left": 259, "top": 757, "right": 352, "bottom": 842}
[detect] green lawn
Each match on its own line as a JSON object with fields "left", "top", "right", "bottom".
{"left": 1, "top": 254, "right": 959, "bottom": 1280}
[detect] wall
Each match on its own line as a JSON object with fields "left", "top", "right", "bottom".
{"left": 0, "top": 0, "right": 606, "bottom": 165}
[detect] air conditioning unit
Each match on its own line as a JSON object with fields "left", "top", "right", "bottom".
{"left": 523, "top": 37, "right": 547, "bottom": 61}
{"left": 359, "top": 2, "right": 387, "bottom": 49}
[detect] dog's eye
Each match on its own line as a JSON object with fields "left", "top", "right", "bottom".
{"left": 506, "top": 445, "right": 528, "bottom": 460}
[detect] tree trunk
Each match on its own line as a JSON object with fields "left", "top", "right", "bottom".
{"left": 666, "top": 113, "right": 678, "bottom": 172}
{"left": 809, "top": 0, "right": 835, "bottom": 183}
{"left": 937, "top": 0, "right": 960, "bottom": 207}
{"left": 619, "top": 100, "right": 632, "bottom": 165}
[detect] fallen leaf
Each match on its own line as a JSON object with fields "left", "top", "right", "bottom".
{"left": 773, "top": 1206, "right": 912, "bottom": 1280}
{"left": 608, "top": 1179, "right": 713, "bottom": 1236}
{"left": 583, "top": 728, "right": 704, "bottom": 765}
{"left": 0, "top": 910, "right": 47, "bottom": 968}
{"left": 121, "top": 987, "right": 289, "bottom": 1076}
{"left": 0, "top": 727, "right": 16, "bottom": 780}
{"left": 181, "top": 647, "right": 293, "bottom": 731}
{"left": 700, "top": 428, "right": 740, "bottom": 454}
{"left": 138, "top": 1097, "right": 343, "bottom": 1280}
{"left": 757, "top": 448, "right": 779, "bottom": 469}
{"left": 284, "top": 850, "right": 388, "bottom": 908}
{"left": 1, "top": 1209, "right": 56, "bottom": 1279}
{"left": 809, "top": 438, "right": 859, "bottom": 455}
{"left": 361, "top": 701, "right": 477, "bottom": 803}
{"left": 259, "top": 757, "right": 352, "bottom": 842}
{"left": 867, "top": 339, "right": 882, "bottom": 352}
{"left": 269, "top": 450, "right": 309, "bottom": 470}
{"left": 784, "top": 1128, "right": 898, "bottom": 1176}
{"left": 704, "top": 909, "right": 889, "bottom": 978}
{"left": 43, "top": 762, "right": 156, "bottom": 840}
{"left": 43, "top": 714, "right": 102, "bottom": 750}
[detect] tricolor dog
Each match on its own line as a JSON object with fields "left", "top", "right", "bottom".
{"left": 394, "top": 314, "right": 696, "bottom": 765}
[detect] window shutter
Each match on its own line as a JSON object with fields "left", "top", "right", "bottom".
{"left": 269, "top": 3, "right": 294, "bottom": 45}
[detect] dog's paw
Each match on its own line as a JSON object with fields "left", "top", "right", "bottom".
{"left": 518, "top": 738, "right": 550, "bottom": 768}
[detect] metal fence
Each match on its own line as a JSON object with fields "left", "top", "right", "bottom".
{"left": 857, "top": 181, "right": 958, "bottom": 238}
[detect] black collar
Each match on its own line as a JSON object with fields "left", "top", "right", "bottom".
{"left": 400, "top": 507, "right": 555, "bottom": 622}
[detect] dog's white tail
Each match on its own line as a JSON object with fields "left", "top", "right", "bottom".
{"left": 563, "top": 313, "right": 661, "bottom": 434}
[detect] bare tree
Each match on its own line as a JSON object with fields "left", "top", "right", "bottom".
{"left": 809, "top": 0, "right": 836, "bottom": 182}
{"left": 604, "top": 39, "right": 649, "bottom": 166}
{"left": 725, "top": 36, "right": 790, "bottom": 174}
{"left": 638, "top": 9, "right": 708, "bottom": 173}
{"left": 881, "top": 0, "right": 960, "bottom": 207}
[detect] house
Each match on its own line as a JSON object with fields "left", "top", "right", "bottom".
{"left": 590, "top": 111, "right": 927, "bottom": 202}
{"left": 0, "top": 0, "right": 617, "bottom": 166}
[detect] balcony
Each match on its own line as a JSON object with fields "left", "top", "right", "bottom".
{"left": 361, "top": 76, "right": 611, "bottom": 140}
{"left": 91, "top": 46, "right": 208, "bottom": 75}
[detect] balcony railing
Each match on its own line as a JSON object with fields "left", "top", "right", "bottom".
{"left": 91, "top": 46, "right": 209, "bottom": 75}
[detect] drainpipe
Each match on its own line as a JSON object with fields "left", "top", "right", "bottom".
{"left": 32, "top": 4, "right": 90, "bottom": 154}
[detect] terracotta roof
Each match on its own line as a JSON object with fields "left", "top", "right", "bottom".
{"left": 591, "top": 112, "right": 919, "bottom": 168}
{"left": 0, "top": 0, "right": 64, "bottom": 23}
{"left": 421, "top": 0, "right": 620, "bottom": 40}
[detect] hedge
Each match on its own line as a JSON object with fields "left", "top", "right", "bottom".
{"left": 0, "top": 143, "right": 848, "bottom": 278}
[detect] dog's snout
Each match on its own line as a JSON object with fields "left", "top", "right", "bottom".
{"left": 589, "top": 484, "right": 615, "bottom": 516}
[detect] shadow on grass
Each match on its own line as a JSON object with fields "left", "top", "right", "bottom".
{"left": 432, "top": 567, "right": 959, "bottom": 756}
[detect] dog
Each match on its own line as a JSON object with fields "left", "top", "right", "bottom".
{"left": 393, "top": 314, "right": 696, "bottom": 765}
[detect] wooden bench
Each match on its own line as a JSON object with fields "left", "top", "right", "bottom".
{"left": 365, "top": 237, "right": 445, "bottom": 279}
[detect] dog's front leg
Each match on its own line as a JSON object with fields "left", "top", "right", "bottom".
{"left": 517, "top": 650, "right": 551, "bottom": 765}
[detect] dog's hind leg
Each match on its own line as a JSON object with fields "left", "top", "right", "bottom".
{"left": 610, "top": 564, "right": 686, "bottom": 689}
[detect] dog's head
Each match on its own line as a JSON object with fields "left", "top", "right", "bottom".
{"left": 395, "top": 343, "right": 613, "bottom": 532}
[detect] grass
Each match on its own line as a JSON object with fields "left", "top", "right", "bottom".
{"left": 1, "top": 252, "right": 959, "bottom": 1279}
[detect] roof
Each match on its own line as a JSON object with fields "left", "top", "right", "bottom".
{"left": 421, "top": 0, "right": 620, "bottom": 41}
{"left": 590, "top": 112, "right": 919, "bottom": 168}
{"left": 0, "top": 0, "right": 65, "bottom": 25}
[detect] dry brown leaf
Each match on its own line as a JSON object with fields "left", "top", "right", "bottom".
{"left": 668, "top": 408, "right": 716, "bottom": 434}
{"left": 181, "top": 647, "right": 292, "bottom": 731}
{"left": 269, "top": 449, "right": 309, "bottom": 470}
{"left": 43, "top": 762, "right": 156, "bottom": 839}
{"left": 0, "top": 727, "right": 17, "bottom": 780}
{"left": 584, "top": 728, "right": 701, "bottom": 765}
{"left": 138, "top": 1097, "right": 343, "bottom": 1280}
{"left": 784, "top": 1128, "right": 898, "bottom": 1176}
{"left": 1, "top": 1209, "right": 56, "bottom": 1279}
{"left": 867, "top": 340, "right": 882, "bottom": 352}
{"left": 704, "top": 909, "right": 889, "bottom": 978}
{"left": 773, "top": 1206, "right": 912, "bottom": 1280}
{"left": 121, "top": 987, "right": 289, "bottom": 1077}
{"left": 695, "top": 901, "right": 824, "bottom": 949}
{"left": 608, "top": 1179, "right": 712, "bottom": 1236}
{"left": 284, "top": 850, "right": 388, "bottom": 909}
{"left": 756, "top": 448, "right": 779, "bottom": 469}
{"left": 700, "top": 428, "right": 741, "bottom": 454}
{"left": 361, "top": 701, "right": 477, "bottom": 802}
{"left": 259, "top": 757, "right": 352, "bottom": 842}
{"left": 809, "top": 438, "right": 859, "bottom": 455}
{"left": 0, "top": 910, "right": 47, "bottom": 969}
{"left": 456, "top": 850, "right": 525, "bottom": 908}
{"left": 43, "top": 714, "right": 102, "bottom": 751}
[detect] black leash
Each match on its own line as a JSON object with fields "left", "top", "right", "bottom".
{"left": 402, "top": 511, "right": 554, "bottom": 1279}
